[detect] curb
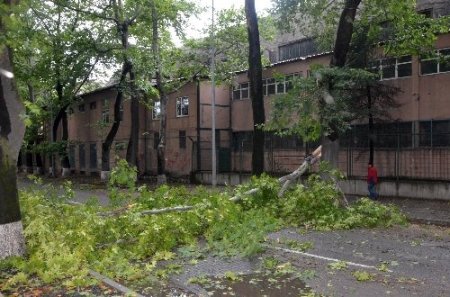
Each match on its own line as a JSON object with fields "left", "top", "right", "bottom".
{"left": 89, "top": 270, "right": 144, "bottom": 297}
{"left": 407, "top": 218, "right": 450, "bottom": 227}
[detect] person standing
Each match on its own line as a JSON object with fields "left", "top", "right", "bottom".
{"left": 367, "top": 163, "right": 378, "bottom": 200}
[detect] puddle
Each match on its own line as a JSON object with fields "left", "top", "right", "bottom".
{"left": 202, "top": 273, "right": 309, "bottom": 297}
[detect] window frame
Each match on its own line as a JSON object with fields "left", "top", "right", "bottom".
{"left": 152, "top": 101, "right": 161, "bottom": 120}
{"left": 176, "top": 96, "right": 189, "bottom": 117}
{"left": 420, "top": 48, "right": 450, "bottom": 76}
{"left": 377, "top": 55, "right": 412, "bottom": 80}
{"left": 232, "top": 83, "right": 250, "bottom": 100}
{"left": 102, "top": 98, "right": 110, "bottom": 123}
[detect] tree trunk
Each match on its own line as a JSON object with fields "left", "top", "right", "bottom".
{"left": 101, "top": 61, "right": 130, "bottom": 175}
{"left": 0, "top": 4, "right": 26, "bottom": 257}
{"left": 330, "top": 0, "right": 362, "bottom": 68}
{"left": 152, "top": 3, "right": 167, "bottom": 183}
{"left": 101, "top": 10, "right": 131, "bottom": 179}
{"left": 61, "top": 109, "right": 70, "bottom": 176}
{"left": 368, "top": 86, "right": 374, "bottom": 165}
{"left": 245, "top": 0, "right": 265, "bottom": 176}
{"left": 51, "top": 105, "right": 66, "bottom": 176}
{"left": 126, "top": 67, "right": 139, "bottom": 168}
{"left": 25, "top": 143, "right": 33, "bottom": 173}
{"left": 321, "top": 0, "right": 362, "bottom": 168}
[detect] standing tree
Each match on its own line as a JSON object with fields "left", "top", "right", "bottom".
{"left": 151, "top": 1, "right": 168, "bottom": 184}
{"left": 269, "top": 0, "right": 449, "bottom": 169}
{"left": 0, "top": 0, "right": 26, "bottom": 259}
{"left": 19, "top": 0, "right": 104, "bottom": 176}
{"left": 245, "top": 0, "right": 265, "bottom": 175}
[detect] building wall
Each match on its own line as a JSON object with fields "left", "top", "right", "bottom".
{"left": 50, "top": 31, "right": 450, "bottom": 179}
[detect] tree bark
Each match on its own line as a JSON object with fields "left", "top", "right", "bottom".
{"left": 0, "top": 0, "right": 26, "bottom": 258}
{"left": 330, "top": 0, "right": 362, "bottom": 68}
{"left": 101, "top": 61, "right": 130, "bottom": 173}
{"left": 61, "top": 108, "right": 70, "bottom": 175}
{"left": 101, "top": 4, "right": 132, "bottom": 177}
{"left": 245, "top": 0, "right": 265, "bottom": 175}
{"left": 126, "top": 67, "right": 139, "bottom": 167}
{"left": 152, "top": 3, "right": 167, "bottom": 183}
{"left": 321, "top": 0, "right": 362, "bottom": 168}
{"left": 51, "top": 105, "right": 64, "bottom": 176}
{"left": 368, "top": 86, "right": 374, "bottom": 165}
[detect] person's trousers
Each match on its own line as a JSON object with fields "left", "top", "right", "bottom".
{"left": 368, "top": 182, "right": 378, "bottom": 200}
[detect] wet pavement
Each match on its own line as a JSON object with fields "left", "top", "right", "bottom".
{"left": 154, "top": 224, "right": 450, "bottom": 297}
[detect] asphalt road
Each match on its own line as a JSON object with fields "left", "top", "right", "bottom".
{"left": 165, "top": 224, "right": 450, "bottom": 297}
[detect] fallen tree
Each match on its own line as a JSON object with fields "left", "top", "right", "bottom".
{"left": 99, "top": 145, "right": 334, "bottom": 217}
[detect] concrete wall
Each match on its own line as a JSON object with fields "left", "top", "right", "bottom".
{"left": 195, "top": 172, "right": 450, "bottom": 201}
{"left": 339, "top": 178, "right": 450, "bottom": 201}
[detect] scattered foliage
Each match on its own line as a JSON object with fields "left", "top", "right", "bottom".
{"left": 0, "top": 166, "right": 406, "bottom": 292}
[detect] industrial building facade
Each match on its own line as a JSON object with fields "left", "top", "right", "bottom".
{"left": 23, "top": 0, "right": 450, "bottom": 186}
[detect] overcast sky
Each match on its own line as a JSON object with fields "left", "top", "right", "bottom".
{"left": 182, "top": 0, "right": 274, "bottom": 40}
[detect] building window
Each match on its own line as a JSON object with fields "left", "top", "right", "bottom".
{"left": 232, "top": 132, "right": 253, "bottom": 152}
{"left": 265, "top": 133, "right": 303, "bottom": 150}
{"left": 152, "top": 101, "right": 161, "bottom": 119}
{"left": 79, "top": 144, "right": 86, "bottom": 169}
{"left": 232, "top": 83, "right": 250, "bottom": 100}
{"left": 419, "top": 120, "right": 450, "bottom": 147}
{"left": 176, "top": 96, "right": 189, "bottom": 117}
{"left": 279, "top": 38, "right": 318, "bottom": 61}
{"left": 90, "top": 102, "right": 97, "bottom": 110}
{"left": 179, "top": 130, "right": 186, "bottom": 149}
{"left": 266, "top": 78, "right": 276, "bottom": 95}
{"left": 262, "top": 73, "right": 301, "bottom": 96}
{"left": 89, "top": 143, "right": 97, "bottom": 169}
{"left": 69, "top": 145, "right": 75, "bottom": 169}
{"left": 421, "top": 48, "right": 450, "bottom": 75}
{"left": 373, "top": 56, "right": 412, "bottom": 80}
{"left": 78, "top": 104, "right": 85, "bottom": 112}
{"left": 102, "top": 98, "right": 109, "bottom": 123}
{"left": 114, "top": 142, "right": 126, "bottom": 151}
{"left": 67, "top": 107, "right": 74, "bottom": 115}
{"left": 341, "top": 122, "right": 413, "bottom": 148}
{"left": 418, "top": 9, "right": 433, "bottom": 18}
{"left": 154, "top": 132, "right": 160, "bottom": 149}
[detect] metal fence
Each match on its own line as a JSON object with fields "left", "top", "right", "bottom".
{"left": 341, "top": 133, "right": 450, "bottom": 181}
{"left": 228, "top": 132, "right": 450, "bottom": 181}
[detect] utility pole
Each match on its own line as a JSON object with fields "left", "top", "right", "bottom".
{"left": 210, "top": 0, "right": 217, "bottom": 186}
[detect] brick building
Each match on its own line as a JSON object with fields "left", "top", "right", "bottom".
{"left": 31, "top": 0, "right": 450, "bottom": 195}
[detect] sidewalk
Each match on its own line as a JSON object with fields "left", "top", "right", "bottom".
{"left": 348, "top": 195, "right": 450, "bottom": 227}
{"left": 378, "top": 196, "right": 450, "bottom": 227}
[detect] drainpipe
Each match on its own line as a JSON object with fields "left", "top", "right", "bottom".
{"left": 196, "top": 77, "right": 201, "bottom": 173}
{"left": 144, "top": 102, "right": 148, "bottom": 175}
{"left": 210, "top": 0, "right": 217, "bottom": 186}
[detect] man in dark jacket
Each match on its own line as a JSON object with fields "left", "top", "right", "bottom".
{"left": 367, "top": 163, "right": 378, "bottom": 200}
